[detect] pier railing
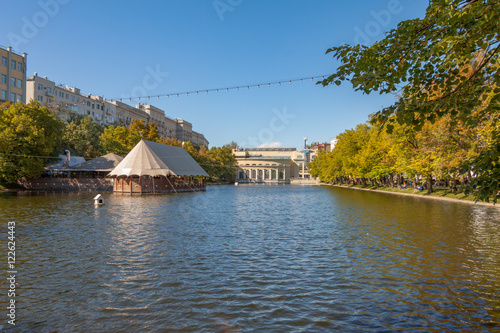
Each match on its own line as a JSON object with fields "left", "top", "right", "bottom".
{"left": 18, "top": 178, "right": 113, "bottom": 191}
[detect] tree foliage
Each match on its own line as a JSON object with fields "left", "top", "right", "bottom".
{"left": 0, "top": 103, "right": 238, "bottom": 184}
{"left": 309, "top": 115, "right": 490, "bottom": 198}
{"left": 181, "top": 142, "right": 236, "bottom": 182}
{"left": 321, "top": 0, "right": 499, "bottom": 201}
{"left": 206, "top": 145, "right": 237, "bottom": 182}
{"left": 61, "top": 115, "right": 104, "bottom": 159}
{"left": 0, "top": 102, "right": 64, "bottom": 182}
{"left": 100, "top": 119, "right": 162, "bottom": 155}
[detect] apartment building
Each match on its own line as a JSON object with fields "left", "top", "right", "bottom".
{"left": 108, "top": 100, "right": 148, "bottom": 126}
{"left": 26, "top": 74, "right": 209, "bottom": 147}
{"left": 137, "top": 105, "right": 208, "bottom": 147}
{"left": 26, "top": 73, "right": 111, "bottom": 125}
{"left": 0, "top": 46, "right": 27, "bottom": 104}
{"left": 137, "top": 103, "right": 175, "bottom": 139}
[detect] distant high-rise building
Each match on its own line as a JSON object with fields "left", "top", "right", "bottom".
{"left": 330, "top": 138, "right": 338, "bottom": 151}
{"left": 0, "top": 46, "right": 27, "bottom": 104}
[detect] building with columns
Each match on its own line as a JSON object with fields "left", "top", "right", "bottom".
{"left": 0, "top": 46, "right": 27, "bottom": 104}
{"left": 234, "top": 148, "right": 316, "bottom": 183}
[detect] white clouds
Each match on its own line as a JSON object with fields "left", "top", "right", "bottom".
{"left": 257, "top": 142, "right": 283, "bottom": 148}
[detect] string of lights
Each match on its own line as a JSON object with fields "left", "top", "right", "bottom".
{"left": 105, "top": 74, "right": 329, "bottom": 103}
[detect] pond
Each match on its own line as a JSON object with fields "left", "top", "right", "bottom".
{"left": 1, "top": 185, "right": 499, "bottom": 332}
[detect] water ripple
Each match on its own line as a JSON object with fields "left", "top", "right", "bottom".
{"left": 0, "top": 186, "right": 499, "bottom": 332}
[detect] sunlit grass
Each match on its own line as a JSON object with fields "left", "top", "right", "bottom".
{"left": 334, "top": 183, "right": 478, "bottom": 202}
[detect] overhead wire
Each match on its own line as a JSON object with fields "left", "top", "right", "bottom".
{"left": 106, "top": 74, "right": 328, "bottom": 102}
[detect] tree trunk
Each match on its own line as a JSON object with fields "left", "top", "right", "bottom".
{"left": 451, "top": 178, "right": 458, "bottom": 193}
{"left": 467, "top": 170, "right": 473, "bottom": 184}
{"left": 397, "top": 174, "right": 402, "bottom": 190}
{"left": 426, "top": 176, "right": 433, "bottom": 194}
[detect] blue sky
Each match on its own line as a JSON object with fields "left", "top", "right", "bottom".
{"left": 1, "top": 0, "right": 428, "bottom": 148}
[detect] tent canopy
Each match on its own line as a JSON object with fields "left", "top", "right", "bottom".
{"left": 108, "top": 140, "right": 209, "bottom": 178}
{"left": 70, "top": 153, "right": 123, "bottom": 172}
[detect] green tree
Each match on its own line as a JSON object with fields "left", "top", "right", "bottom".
{"left": 163, "top": 137, "right": 183, "bottom": 147}
{"left": 0, "top": 101, "right": 65, "bottom": 182}
{"left": 180, "top": 141, "right": 236, "bottom": 182}
{"left": 100, "top": 119, "right": 163, "bottom": 156}
{"left": 100, "top": 125, "right": 131, "bottom": 155}
{"left": 61, "top": 115, "right": 104, "bottom": 159}
{"left": 321, "top": 0, "right": 499, "bottom": 201}
{"left": 129, "top": 120, "right": 162, "bottom": 142}
{"left": 207, "top": 145, "right": 237, "bottom": 182}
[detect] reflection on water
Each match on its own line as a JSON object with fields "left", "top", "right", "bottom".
{"left": 0, "top": 186, "right": 499, "bottom": 332}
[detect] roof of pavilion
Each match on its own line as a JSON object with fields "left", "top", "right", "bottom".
{"left": 107, "top": 139, "right": 209, "bottom": 178}
{"left": 70, "top": 153, "right": 124, "bottom": 172}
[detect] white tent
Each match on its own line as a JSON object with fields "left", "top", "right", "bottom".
{"left": 107, "top": 139, "right": 209, "bottom": 178}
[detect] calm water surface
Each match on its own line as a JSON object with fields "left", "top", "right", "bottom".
{"left": 0, "top": 185, "right": 499, "bottom": 332}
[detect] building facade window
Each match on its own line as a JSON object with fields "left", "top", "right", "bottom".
{"left": 10, "top": 60, "right": 16, "bottom": 70}
{"left": 1, "top": 90, "right": 6, "bottom": 100}
{"left": 71, "top": 96, "right": 75, "bottom": 102}
{"left": 16, "top": 94, "right": 22, "bottom": 102}
{"left": 65, "top": 93, "right": 68, "bottom": 99}
{"left": 10, "top": 92, "right": 16, "bottom": 102}
{"left": 38, "top": 84, "right": 43, "bottom": 91}
{"left": 1, "top": 57, "right": 6, "bottom": 66}
{"left": 17, "top": 79, "right": 22, "bottom": 89}
{"left": 37, "top": 95, "right": 43, "bottom": 102}
{"left": 1, "top": 74, "right": 6, "bottom": 84}
{"left": 10, "top": 77, "right": 15, "bottom": 86}
{"left": 17, "top": 62, "right": 23, "bottom": 72}
{"left": 46, "top": 87, "right": 52, "bottom": 94}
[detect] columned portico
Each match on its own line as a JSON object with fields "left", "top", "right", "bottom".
{"left": 233, "top": 148, "right": 304, "bottom": 184}
{"left": 235, "top": 165, "right": 290, "bottom": 183}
